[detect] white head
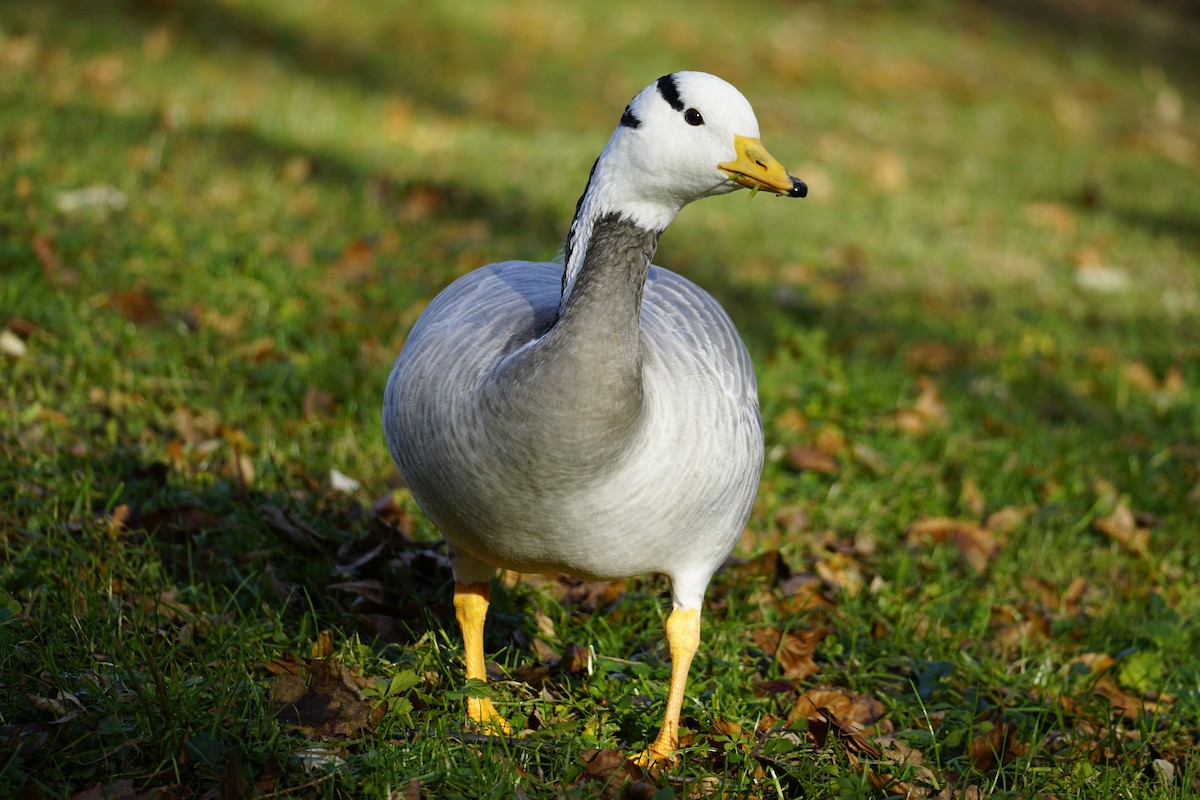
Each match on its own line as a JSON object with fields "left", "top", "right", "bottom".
{"left": 560, "top": 72, "right": 805, "bottom": 308}
{"left": 584, "top": 72, "right": 805, "bottom": 231}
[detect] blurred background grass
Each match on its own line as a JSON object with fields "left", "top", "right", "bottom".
{"left": 1, "top": 0, "right": 1198, "bottom": 796}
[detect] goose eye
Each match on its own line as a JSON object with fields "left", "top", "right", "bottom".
{"left": 684, "top": 107, "right": 704, "bottom": 126}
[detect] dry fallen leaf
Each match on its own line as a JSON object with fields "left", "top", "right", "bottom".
{"left": 894, "top": 377, "right": 947, "bottom": 434}
{"left": 753, "top": 625, "right": 831, "bottom": 680}
{"left": 262, "top": 505, "right": 326, "bottom": 552}
{"left": 786, "top": 445, "right": 839, "bottom": 474}
{"left": 270, "top": 658, "right": 386, "bottom": 740}
{"left": 990, "top": 603, "right": 1050, "bottom": 656}
{"left": 1091, "top": 676, "right": 1166, "bottom": 720}
{"left": 773, "top": 407, "right": 808, "bottom": 436}
{"left": 575, "top": 747, "right": 651, "bottom": 793}
{"left": 814, "top": 551, "right": 867, "bottom": 596}
{"left": 1092, "top": 500, "right": 1150, "bottom": 554}
{"left": 108, "top": 286, "right": 161, "bottom": 325}
{"left": 1123, "top": 360, "right": 1159, "bottom": 394}
{"left": 960, "top": 478, "right": 985, "bottom": 518}
{"left": 907, "top": 517, "right": 1002, "bottom": 573}
{"left": 32, "top": 233, "right": 80, "bottom": 287}
{"left": 789, "top": 685, "right": 883, "bottom": 730}
{"left": 969, "top": 721, "right": 1025, "bottom": 771}
{"left": 721, "top": 549, "right": 791, "bottom": 586}
{"left": 1070, "top": 652, "right": 1117, "bottom": 675}
{"left": 905, "top": 340, "right": 958, "bottom": 372}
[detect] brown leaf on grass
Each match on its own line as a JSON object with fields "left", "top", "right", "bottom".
{"left": 223, "top": 450, "right": 256, "bottom": 488}
{"left": 270, "top": 658, "right": 386, "bottom": 740}
{"left": 560, "top": 642, "right": 591, "bottom": 674}
{"left": 136, "top": 504, "right": 224, "bottom": 540}
{"left": 811, "top": 710, "right": 938, "bottom": 799}
{"left": 1162, "top": 365, "right": 1185, "bottom": 396}
{"left": 32, "top": 233, "right": 79, "bottom": 287}
{"left": 789, "top": 686, "right": 884, "bottom": 730}
{"left": 815, "top": 425, "right": 849, "bottom": 457}
{"left": 778, "top": 571, "right": 835, "bottom": 613}
{"left": 1022, "top": 575, "right": 1091, "bottom": 615}
{"left": 786, "top": 445, "right": 839, "bottom": 474}
{"left": 773, "top": 406, "right": 808, "bottom": 436}
{"left": 1123, "top": 360, "right": 1159, "bottom": 394}
{"left": 1092, "top": 501, "right": 1150, "bottom": 554}
{"left": 334, "top": 239, "right": 377, "bottom": 282}
{"left": 105, "top": 503, "right": 133, "bottom": 535}
{"left": 140, "top": 588, "right": 193, "bottom": 623}
{"left": 984, "top": 505, "right": 1029, "bottom": 534}
{"left": 907, "top": 517, "right": 1002, "bottom": 573}
{"left": 960, "top": 478, "right": 985, "bottom": 518}
{"left": 990, "top": 604, "right": 1050, "bottom": 656}
{"left": 814, "top": 551, "right": 867, "bottom": 596}
{"left": 369, "top": 493, "right": 417, "bottom": 539}
{"left": 262, "top": 505, "right": 326, "bottom": 552}
{"left": 905, "top": 340, "right": 959, "bottom": 372}
{"left": 753, "top": 626, "right": 831, "bottom": 680}
{"left": 722, "top": 549, "right": 791, "bottom": 586}
{"left": 532, "top": 576, "right": 627, "bottom": 611}
{"left": 575, "top": 748, "right": 651, "bottom": 797}
{"left": 1070, "top": 652, "right": 1117, "bottom": 675}
{"left": 894, "top": 377, "right": 947, "bottom": 434}
{"left": 334, "top": 538, "right": 390, "bottom": 574}
{"left": 264, "top": 653, "right": 306, "bottom": 677}
{"left": 866, "top": 769, "right": 935, "bottom": 800}
{"left": 1091, "top": 677, "right": 1165, "bottom": 720}
{"left": 311, "top": 629, "right": 334, "bottom": 659}
{"left": 303, "top": 385, "right": 336, "bottom": 418}
{"left": 969, "top": 721, "right": 1025, "bottom": 771}
{"left": 173, "top": 406, "right": 221, "bottom": 444}
{"left": 83, "top": 53, "right": 125, "bottom": 89}
{"left": 109, "top": 287, "right": 160, "bottom": 325}
{"left": 328, "top": 579, "right": 387, "bottom": 605}
{"left": 28, "top": 690, "right": 84, "bottom": 724}
{"left": 239, "top": 336, "right": 280, "bottom": 363}
{"left": 773, "top": 503, "right": 810, "bottom": 537}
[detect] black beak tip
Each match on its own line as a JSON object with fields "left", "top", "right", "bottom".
{"left": 788, "top": 177, "right": 808, "bottom": 198}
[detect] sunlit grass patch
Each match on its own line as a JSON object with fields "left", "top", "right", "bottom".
{"left": 2, "top": 0, "right": 1198, "bottom": 796}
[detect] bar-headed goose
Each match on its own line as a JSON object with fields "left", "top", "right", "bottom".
{"left": 384, "top": 71, "right": 805, "bottom": 764}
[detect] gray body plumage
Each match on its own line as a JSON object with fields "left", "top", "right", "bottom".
{"left": 381, "top": 71, "right": 806, "bottom": 612}
{"left": 383, "top": 213, "right": 763, "bottom": 608}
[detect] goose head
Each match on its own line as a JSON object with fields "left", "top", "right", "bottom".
{"left": 587, "top": 71, "right": 807, "bottom": 232}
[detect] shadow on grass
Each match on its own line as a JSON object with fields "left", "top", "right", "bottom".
{"left": 17, "top": 96, "right": 563, "bottom": 240}
{"left": 14, "top": 0, "right": 524, "bottom": 119}
{"left": 969, "top": 0, "right": 1200, "bottom": 87}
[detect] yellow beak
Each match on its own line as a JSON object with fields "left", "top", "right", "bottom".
{"left": 718, "top": 135, "right": 807, "bottom": 197}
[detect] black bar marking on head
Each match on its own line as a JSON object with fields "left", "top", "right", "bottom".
{"left": 619, "top": 105, "right": 641, "bottom": 128}
{"left": 656, "top": 74, "right": 684, "bottom": 112}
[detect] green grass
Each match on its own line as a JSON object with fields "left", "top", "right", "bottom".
{"left": 2, "top": 0, "right": 1198, "bottom": 797}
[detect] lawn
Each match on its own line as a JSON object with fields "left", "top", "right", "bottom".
{"left": 1, "top": 0, "right": 1198, "bottom": 797}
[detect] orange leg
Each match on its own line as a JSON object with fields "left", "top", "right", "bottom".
{"left": 632, "top": 608, "right": 700, "bottom": 766}
{"left": 453, "top": 581, "right": 512, "bottom": 734}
